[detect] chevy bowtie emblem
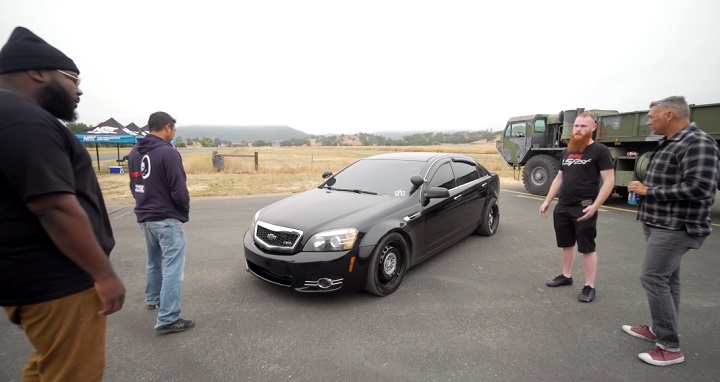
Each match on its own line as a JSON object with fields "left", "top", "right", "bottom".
{"left": 267, "top": 233, "right": 277, "bottom": 241}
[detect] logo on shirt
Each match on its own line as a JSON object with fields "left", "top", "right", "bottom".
{"left": 141, "top": 155, "right": 151, "bottom": 179}
{"left": 563, "top": 153, "right": 593, "bottom": 166}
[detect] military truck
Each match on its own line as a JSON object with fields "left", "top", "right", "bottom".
{"left": 496, "top": 102, "right": 720, "bottom": 196}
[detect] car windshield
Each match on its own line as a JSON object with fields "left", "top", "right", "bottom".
{"left": 323, "top": 159, "right": 427, "bottom": 197}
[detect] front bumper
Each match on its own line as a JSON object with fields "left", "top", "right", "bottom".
{"left": 243, "top": 229, "right": 370, "bottom": 292}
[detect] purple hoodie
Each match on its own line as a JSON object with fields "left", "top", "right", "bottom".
{"left": 128, "top": 135, "right": 190, "bottom": 223}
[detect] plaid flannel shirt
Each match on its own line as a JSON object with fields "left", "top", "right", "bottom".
{"left": 638, "top": 123, "right": 720, "bottom": 236}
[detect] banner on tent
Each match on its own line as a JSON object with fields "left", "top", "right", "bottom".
{"left": 75, "top": 135, "right": 138, "bottom": 143}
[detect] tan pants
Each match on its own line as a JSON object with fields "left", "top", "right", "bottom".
{"left": 3, "top": 287, "right": 107, "bottom": 382}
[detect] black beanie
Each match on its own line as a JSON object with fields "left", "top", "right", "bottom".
{"left": 0, "top": 26, "right": 79, "bottom": 75}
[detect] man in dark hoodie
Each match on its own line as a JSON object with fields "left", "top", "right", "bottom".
{"left": 0, "top": 27, "right": 125, "bottom": 381}
{"left": 128, "top": 111, "right": 194, "bottom": 334}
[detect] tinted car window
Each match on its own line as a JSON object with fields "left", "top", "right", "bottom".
{"left": 453, "top": 161, "right": 480, "bottom": 186}
{"left": 476, "top": 164, "right": 489, "bottom": 177}
{"left": 428, "top": 163, "right": 456, "bottom": 189}
{"left": 328, "top": 159, "right": 427, "bottom": 196}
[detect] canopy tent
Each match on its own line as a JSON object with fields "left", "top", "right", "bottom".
{"left": 75, "top": 118, "right": 142, "bottom": 171}
{"left": 125, "top": 122, "right": 148, "bottom": 137}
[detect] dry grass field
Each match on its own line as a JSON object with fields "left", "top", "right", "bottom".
{"left": 91, "top": 144, "right": 519, "bottom": 202}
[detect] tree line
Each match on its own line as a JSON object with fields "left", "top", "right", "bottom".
{"left": 177, "top": 130, "right": 499, "bottom": 148}
{"left": 66, "top": 122, "right": 499, "bottom": 148}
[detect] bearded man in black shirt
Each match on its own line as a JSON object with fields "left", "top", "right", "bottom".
{"left": 0, "top": 27, "right": 125, "bottom": 381}
{"left": 539, "top": 112, "right": 615, "bottom": 303}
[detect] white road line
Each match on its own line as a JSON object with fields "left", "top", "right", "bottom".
{"left": 112, "top": 211, "right": 132, "bottom": 220}
{"left": 501, "top": 189, "right": 720, "bottom": 226}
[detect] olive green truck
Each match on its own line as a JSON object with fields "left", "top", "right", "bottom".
{"left": 496, "top": 102, "right": 720, "bottom": 197}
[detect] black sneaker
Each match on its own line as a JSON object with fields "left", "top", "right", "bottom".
{"left": 156, "top": 318, "right": 195, "bottom": 335}
{"left": 578, "top": 285, "right": 595, "bottom": 302}
{"left": 146, "top": 303, "right": 159, "bottom": 310}
{"left": 546, "top": 274, "right": 573, "bottom": 287}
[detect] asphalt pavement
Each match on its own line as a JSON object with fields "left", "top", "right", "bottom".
{"left": 1, "top": 185, "right": 719, "bottom": 382}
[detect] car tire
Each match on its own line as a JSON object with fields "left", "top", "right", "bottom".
{"left": 365, "top": 232, "right": 408, "bottom": 297}
{"left": 476, "top": 198, "right": 499, "bottom": 236}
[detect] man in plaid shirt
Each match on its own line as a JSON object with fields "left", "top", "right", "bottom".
{"left": 623, "top": 96, "right": 720, "bottom": 366}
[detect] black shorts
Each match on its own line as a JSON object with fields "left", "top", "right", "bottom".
{"left": 553, "top": 203, "right": 598, "bottom": 254}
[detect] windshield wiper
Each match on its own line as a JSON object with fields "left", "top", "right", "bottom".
{"left": 321, "top": 186, "right": 377, "bottom": 195}
{"left": 350, "top": 189, "right": 377, "bottom": 195}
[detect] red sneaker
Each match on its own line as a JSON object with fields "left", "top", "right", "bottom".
{"left": 638, "top": 347, "right": 684, "bottom": 366}
{"left": 622, "top": 324, "right": 657, "bottom": 342}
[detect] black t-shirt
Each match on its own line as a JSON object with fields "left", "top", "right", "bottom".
{"left": 0, "top": 91, "right": 115, "bottom": 305}
{"left": 558, "top": 142, "right": 614, "bottom": 206}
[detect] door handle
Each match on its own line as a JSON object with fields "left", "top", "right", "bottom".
{"left": 403, "top": 212, "right": 421, "bottom": 222}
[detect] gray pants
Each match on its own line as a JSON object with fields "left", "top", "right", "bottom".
{"left": 641, "top": 224, "right": 705, "bottom": 349}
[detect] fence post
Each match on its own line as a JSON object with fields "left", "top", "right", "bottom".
{"left": 211, "top": 151, "right": 224, "bottom": 172}
{"left": 254, "top": 152, "right": 259, "bottom": 171}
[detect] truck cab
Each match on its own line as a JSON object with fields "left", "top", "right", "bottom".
{"left": 497, "top": 113, "right": 563, "bottom": 167}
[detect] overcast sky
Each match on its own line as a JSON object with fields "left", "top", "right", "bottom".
{"left": 2, "top": 0, "right": 719, "bottom": 135}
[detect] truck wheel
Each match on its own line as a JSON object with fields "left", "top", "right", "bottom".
{"left": 522, "top": 155, "right": 560, "bottom": 196}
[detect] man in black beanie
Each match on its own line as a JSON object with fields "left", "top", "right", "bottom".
{"left": 0, "top": 27, "right": 125, "bottom": 382}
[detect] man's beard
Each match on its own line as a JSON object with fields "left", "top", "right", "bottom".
{"left": 568, "top": 131, "right": 592, "bottom": 153}
{"left": 37, "top": 80, "right": 78, "bottom": 122}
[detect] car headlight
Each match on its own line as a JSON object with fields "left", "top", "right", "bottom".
{"left": 251, "top": 210, "right": 260, "bottom": 228}
{"left": 303, "top": 228, "right": 358, "bottom": 251}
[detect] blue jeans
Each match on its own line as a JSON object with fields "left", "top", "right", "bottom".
{"left": 139, "top": 218, "right": 187, "bottom": 328}
{"left": 641, "top": 224, "right": 705, "bottom": 349}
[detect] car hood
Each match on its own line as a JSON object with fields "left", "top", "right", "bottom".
{"left": 257, "top": 188, "right": 409, "bottom": 234}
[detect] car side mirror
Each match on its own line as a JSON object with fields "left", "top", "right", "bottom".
{"left": 424, "top": 187, "right": 449, "bottom": 200}
{"left": 409, "top": 174, "right": 424, "bottom": 196}
{"left": 410, "top": 174, "right": 424, "bottom": 188}
{"left": 321, "top": 170, "right": 333, "bottom": 179}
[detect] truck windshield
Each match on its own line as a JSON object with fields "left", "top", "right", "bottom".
{"left": 504, "top": 122, "right": 527, "bottom": 138}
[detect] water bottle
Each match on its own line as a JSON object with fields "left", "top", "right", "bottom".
{"left": 627, "top": 191, "right": 638, "bottom": 205}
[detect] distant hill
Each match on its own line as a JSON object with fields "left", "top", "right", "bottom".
{"left": 177, "top": 125, "right": 310, "bottom": 142}
{"left": 370, "top": 130, "right": 485, "bottom": 139}
{"left": 371, "top": 130, "right": 434, "bottom": 139}
{"left": 311, "top": 131, "right": 417, "bottom": 139}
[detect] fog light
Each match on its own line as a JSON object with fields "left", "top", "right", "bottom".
{"left": 317, "top": 278, "right": 332, "bottom": 289}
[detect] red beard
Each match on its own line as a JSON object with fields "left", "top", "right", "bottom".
{"left": 568, "top": 131, "right": 592, "bottom": 153}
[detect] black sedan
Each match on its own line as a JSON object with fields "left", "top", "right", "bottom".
{"left": 243, "top": 152, "right": 500, "bottom": 296}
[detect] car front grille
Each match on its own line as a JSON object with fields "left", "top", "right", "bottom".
{"left": 246, "top": 261, "right": 292, "bottom": 287}
{"left": 254, "top": 221, "right": 303, "bottom": 252}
